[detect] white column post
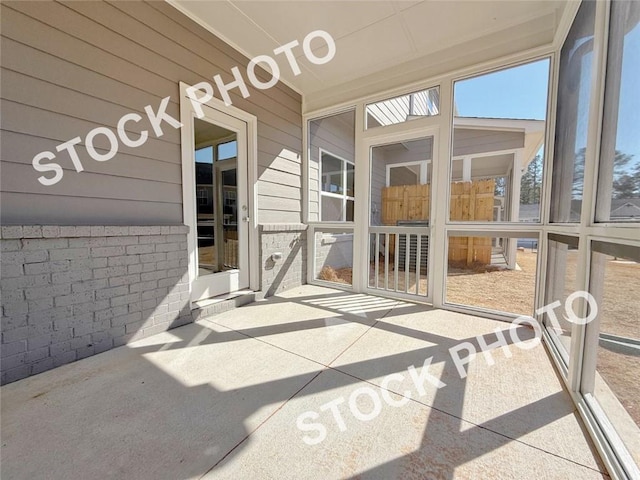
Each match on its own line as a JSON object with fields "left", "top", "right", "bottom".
{"left": 462, "top": 157, "right": 472, "bottom": 182}
{"left": 352, "top": 103, "right": 367, "bottom": 292}
{"left": 507, "top": 151, "right": 522, "bottom": 268}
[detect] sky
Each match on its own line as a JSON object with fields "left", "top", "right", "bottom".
{"left": 454, "top": 29, "right": 640, "bottom": 173}
{"left": 615, "top": 23, "right": 640, "bottom": 174}
{"left": 195, "top": 141, "right": 237, "bottom": 164}
{"left": 454, "top": 58, "right": 550, "bottom": 121}
{"left": 454, "top": 58, "right": 550, "bottom": 160}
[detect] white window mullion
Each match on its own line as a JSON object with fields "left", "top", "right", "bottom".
{"left": 569, "top": 0, "right": 610, "bottom": 395}
{"left": 342, "top": 159, "right": 347, "bottom": 221}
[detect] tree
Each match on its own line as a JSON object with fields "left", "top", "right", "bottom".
{"left": 572, "top": 148, "right": 633, "bottom": 198}
{"left": 494, "top": 176, "right": 506, "bottom": 197}
{"left": 520, "top": 154, "right": 543, "bottom": 204}
{"left": 613, "top": 173, "right": 639, "bottom": 199}
{"left": 628, "top": 162, "right": 640, "bottom": 198}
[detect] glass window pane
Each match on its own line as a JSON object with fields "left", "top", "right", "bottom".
{"left": 321, "top": 153, "right": 344, "bottom": 194}
{"left": 308, "top": 110, "right": 355, "bottom": 222}
{"left": 389, "top": 165, "right": 419, "bottom": 186}
{"left": 550, "top": 0, "right": 596, "bottom": 222}
{"left": 346, "top": 163, "right": 355, "bottom": 197}
{"left": 195, "top": 146, "right": 213, "bottom": 164}
{"left": 596, "top": 1, "right": 640, "bottom": 222}
{"left": 346, "top": 199, "right": 354, "bottom": 222}
{"left": 446, "top": 234, "right": 538, "bottom": 316}
{"left": 588, "top": 242, "right": 640, "bottom": 466}
{"left": 321, "top": 196, "right": 344, "bottom": 222}
{"left": 451, "top": 59, "right": 549, "bottom": 223}
{"left": 217, "top": 140, "right": 237, "bottom": 160}
{"left": 366, "top": 86, "right": 439, "bottom": 129}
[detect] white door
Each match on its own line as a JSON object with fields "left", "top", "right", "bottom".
{"left": 182, "top": 104, "right": 250, "bottom": 302}
{"left": 361, "top": 129, "right": 438, "bottom": 303}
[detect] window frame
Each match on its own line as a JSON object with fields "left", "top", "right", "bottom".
{"left": 593, "top": 0, "right": 640, "bottom": 226}
{"left": 319, "top": 148, "right": 355, "bottom": 222}
{"left": 385, "top": 160, "right": 430, "bottom": 187}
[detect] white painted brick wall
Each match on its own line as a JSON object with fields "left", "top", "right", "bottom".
{"left": 0, "top": 225, "right": 191, "bottom": 384}
{"left": 259, "top": 225, "right": 307, "bottom": 297}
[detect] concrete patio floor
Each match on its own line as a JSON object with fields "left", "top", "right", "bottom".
{"left": 1, "top": 285, "right": 608, "bottom": 479}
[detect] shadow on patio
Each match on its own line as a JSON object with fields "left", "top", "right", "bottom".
{"left": 0, "top": 286, "right": 608, "bottom": 479}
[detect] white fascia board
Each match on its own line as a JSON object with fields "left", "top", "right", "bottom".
{"left": 454, "top": 116, "right": 545, "bottom": 133}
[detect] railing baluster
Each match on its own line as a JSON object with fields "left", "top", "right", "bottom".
{"left": 394, "top": 233, "right": 399, "bottom": 292}
{"left": 415, "top": 234, "right": 422, "bottom": 295}
{"left": 384, "top": 233, "right": 389, "bottom": 291}
{"left": 405, "top": 234, "right": 410, "bottom": 294}
{"left": 374, "top": 233, "right": 380, "bottom": 289}
{"left": 366, "top": 227, "right": 429, "bottom": 297}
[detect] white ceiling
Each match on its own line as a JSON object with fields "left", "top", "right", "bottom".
{"left": 194, "top": 118, "right": 234, "bottom": 145}
{"left": 172, "top": 1, "right": 567, "bottom": 109}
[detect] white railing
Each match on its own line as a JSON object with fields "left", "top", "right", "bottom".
{"left": 368, "top": 226, "right": 429, "bottom": 297}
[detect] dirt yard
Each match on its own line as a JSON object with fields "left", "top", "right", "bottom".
{"left": 446, "top": 251, "right": 537, "bottom": 315}
{"left": 595, "top": 259, "right": 640, "bottom": 426}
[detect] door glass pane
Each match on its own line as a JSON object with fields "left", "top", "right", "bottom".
{"left": 194, "top": 118, "right": 238, "bottom": 276}
{"left": 550, "top": 0, "right": 596, "bottom": 222}
{"left": 370, "top": 138, "right": 432, "bottom": 227}
{"left": 596, "top": 1, "right": 640, "bottom": 223}
{"left": 588, "top": 242, "right": 640, "bottom": 467}
{"left": 451, "top": 59, "right": 549, "bottom": 223}
{"left": 221, "top": 168, "right": 238, "bottom": 269}
{"left": 543, "top": 234, "right": 580, "bottom": 363}
{"left": 389, "top": 165, "right": 419, "bottom": 186}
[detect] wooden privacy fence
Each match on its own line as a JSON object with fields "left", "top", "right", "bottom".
{"left": 381, "top": 179, "right": 495, "bottom": 265}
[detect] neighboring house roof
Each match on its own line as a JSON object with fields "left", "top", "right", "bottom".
{"left": 569, "top": 198, "right": 640, "bottom": 220}
{"left": 454, "top": 117, "right": 545, "bottom": 170}
{"left": 610, "top": 197, "right": 640, "bottom": 208}
{"left": 366, "top": 88, "right": 440, "bottom": 127}
{"left": 610, "top": 200, "right": 640, "bottom": 218}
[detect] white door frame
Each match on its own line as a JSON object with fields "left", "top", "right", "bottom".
{"left": 355, "top": 125, "right": 440, "bottom": 304}
{"left": 179, "top": 82, "right": 259, "bottom": 304}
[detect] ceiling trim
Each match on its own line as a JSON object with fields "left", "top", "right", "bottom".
{"left": 552, "top": 0, "right": 581, "bottom": 50}
{"left": 165, "top": 0, "right": 304, "bottom": 96}
{"left": 304, "top": 42, "right": 555, "bottom": 115}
